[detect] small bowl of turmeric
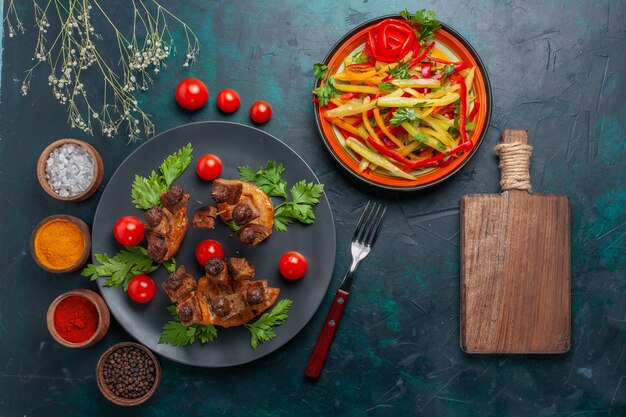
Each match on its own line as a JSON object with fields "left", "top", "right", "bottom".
{"left": 31, "top": 214, "right": 91, "bottom": 273}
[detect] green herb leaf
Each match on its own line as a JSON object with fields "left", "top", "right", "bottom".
{"left": 159, "top": 305, "right": 218, "bottom": 346}
{"left": 466, "top": 121, "right": 476, "bottom": 131}
{"left": 159, "top": 143, "right": 193, "bottom": 187}
{"left": 238, "top": 163, "right": 324, "bottom": 233}
{"left": 390, "top": 108, "right": 418, "bottom": 126}
{"left": 244, "top": 299, "right": 293, "bottom": 349}
{"left": 444, "top": 63, "right": 456, "bottom": 77}
{"left": 225, "top": 219, "right": 242, "bottom": 232}
{"left": 163, "top": 258, "right": 177, "bottom": 274}
{"left": 314, "top": 76, "right": 338, "bottom": 107}
{"left": 239, "top": 161, "right": 288, "bottom": 199}
{"left": 378, "top": 82, "right": 396, "bottom": 93}
{"left": 400, "top": 9, "right": 441, "bottom": 43}
{"left": 351, "top": 50, "right": 369, "bottom": 64}
{"left": 131, "top": 171, "right": 164, "bottom": 210}
{"left": 312, "top": 62, "right": 329, "bottom": 80}
{"left": 81, "top": 246, "right": 160, "bottom": 291}
{"left": 390, "top": 60, "right": 412, "bottom": 79}
{"left": 130, "top": 144, "right": 194, "bottom": 209}
{"left": 412, "top": 131, "right": 430, "bottom": 144}
{"left": 273, "top": 181, "right": 324, "bottom": 231}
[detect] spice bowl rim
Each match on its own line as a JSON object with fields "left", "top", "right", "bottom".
{"left": 30, "top": 214, "right": 92, "bottom": 273}
{"left": 96, "top": 341, "right": 162, "bottom": 407}
{"left": 46, "top": 288, "right": 110, "bottom": 348}
{"left": 36, "top": 138, "right": 104, "bottom": 202}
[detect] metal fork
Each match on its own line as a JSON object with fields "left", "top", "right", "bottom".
{"left": 305, "top": 201, "right": 386, "bottom": 379}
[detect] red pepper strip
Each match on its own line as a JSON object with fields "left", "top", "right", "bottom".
{"left": 432, "top": 72, "right": 444, "bottom": 80}
{"left": 365, "top": 109, "right": 375, "bottom": 119}
{"left": 410, "top": 42, "right": 435, "bottom": 67}
{"left": 419, "top": 88, "right": 431, "bottom": 94}
{"left": 340, "top": 92, "right": 357, "bottom": 100}
{"left": 388, "top": 126, "right": 405, "bottom": 136}
{"left": 455, "top": 75, "right": 468, "bottom": 143}
{"left": 381, "top": 74, "right": 393, "bottom": 82}
{"left": 411, "top": 140, "right": 475, "bottom": 169}
{"left": 411, "top": 74, "right": 420, "bottom": 80}
{"left": 351, "top": 118, "right": 363, "bottom": 127}
{"left": 381, "top": 136, "right": 396, "bottom": 148}
{"left": 367, "top": 137, "right": 413, "bottom": 166}
{"left": 431, "top": 103, "right": 455, "bottom": 116}
{"left": 468, "top": 101, "right": 480, "bottom": 121}
{"left": 311, "top": 97, "right": 319, "bottom": 104}
{"left": 421, "top": 63, "right": 431, "bottom": 78}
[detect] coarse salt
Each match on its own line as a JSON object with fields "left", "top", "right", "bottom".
{"left": 45, "top": 143, "right": 94, "bottom": 197}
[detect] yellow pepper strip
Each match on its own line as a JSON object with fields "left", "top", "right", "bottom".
{"left": 373, "top": 108, "right": 404, "bottom": 147}
{"left": 425, "top": 84, "right": 460, "bottom": 98}
{"left": 420, "top": 127, "right": 455, "bottom": 149}
{"left": 334, "top": 70, "right": 378, "bottom": 82}
{"left": 391, "top": 78, "right": 442, "bottom": 89}
{"left": 324, "top": 99, "right": 378, "bottom": 118}
{"left": 377, "top": 93, "right": 460, "bottom": 108}
{"left": 329, "top": 98, "right": 344, "bottom": 107}
{"left": 334, "top": 84, "right": 379, "bottom": 94}
{"left": 327, "top": 117, "right": 368, "bottom": 139}
{"left": 364, "top": 76, "right": 384, "bottom": 85}
{"left": 421, "top": 116, "right": 456, "bottom": 148}
{"left": 432, "top": 114, "right": 454, "bottom": 127}
{"left": 346, "top": 137, "right": 417, "bottom": 180}
{"left": 420, "top": 106, "right": 436, "bottom": 118}
{"left": 396, "top": 141, "right": 423, "bottom": 156}
{"left": 362, "top": 108, "right": 382, "bottom": 144}
{"left": 403, "top": 88, "right": 422, "bottom": 98}
{"left": 400, "top": 122, "right": 448, "bottom": 152}
{"left": 464, "top": 67, "right": 475, "bottom": 100}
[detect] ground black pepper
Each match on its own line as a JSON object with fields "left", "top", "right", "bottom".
{"left": 102, "top": 346, "right": 156, "bottom": 399}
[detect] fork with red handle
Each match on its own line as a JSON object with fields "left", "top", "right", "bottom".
{"left": 305, "top": 201, "right": 386, "bottom": 379}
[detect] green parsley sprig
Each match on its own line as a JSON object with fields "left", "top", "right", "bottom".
{"left": 81, "top": 247, "right": 175, "bottom": 291}
{"left": 237, "top": 161, "right": 325, "bottom": 232}
{"left": 312, "top": 62, "right": 338, "bottom": 106}
{"left": 390, "top": 60, "right": 412, "bottom": 79}
{"left": 378, "top": 82, "right": 396, "bottom": 93}
{"left": 390, "top": 107, "right": 419, "bottom": 126}
{"left": 158, "top": 306, "right": 218, "bottom": 346}
{"left": 245, "top": 299, "right": 293, "bottom": 349}
{"left": 131, "top": 143, "right": 193, "bottom": 209}
{"left": 400, "top": 9, "right": 441, "bottom": 44}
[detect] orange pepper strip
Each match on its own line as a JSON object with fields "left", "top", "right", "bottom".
{"left": 327, "top": 117, "right": 368, "bottom": 139}
{"left": 362, "top": 111, "right": 382, "bottom": 144}
{"left": 373, "top": 108, "right": 404, "bottom": 147}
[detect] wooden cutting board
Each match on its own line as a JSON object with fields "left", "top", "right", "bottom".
{"left": 460, "top": 130, "right": 571, "bottom": 354}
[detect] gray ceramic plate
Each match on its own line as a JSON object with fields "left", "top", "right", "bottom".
{"left": 92, "top": 121, "right": 336, "bottom": 367}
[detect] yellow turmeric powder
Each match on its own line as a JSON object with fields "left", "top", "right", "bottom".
{"left": 34, "top": 219, "right": 85, "bottom": 270}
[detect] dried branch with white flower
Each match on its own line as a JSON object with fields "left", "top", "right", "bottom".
{"left": 3, "top": 0, "right": 200, "bottom": 141}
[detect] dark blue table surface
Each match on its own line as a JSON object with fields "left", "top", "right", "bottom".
{"left": 1, "top": 1, "right": 625, "bottom": 416}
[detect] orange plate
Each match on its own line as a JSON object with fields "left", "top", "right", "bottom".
{"left": 314, "top": 16, "right": 492, "bottom": 191}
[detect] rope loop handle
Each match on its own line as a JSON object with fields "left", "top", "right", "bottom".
{"left": 494, "top": 142, "right": 533, "bottom": 191}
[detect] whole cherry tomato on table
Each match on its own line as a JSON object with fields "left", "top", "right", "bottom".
{"left": 249, "top": 100, "right": 272, "bottom": 124}
{"left": 127, "top": 275, "right": 157, "bottom": 303}
{"left": 196, "top": 154, "right": 222, "bottom": 181}
{"left": 216, "top": 88, "right": 241, "bottom": 113}
{"left": 175, "top": 78, "right": 209, "bottom": 110}
{"left": 195, "top": 239, "right": 224, "bottom": 266}
{"left": 113, "top": 216, "right": 145, "bottom": 246}
{"left": 278, "top": 251, "right": 307, "bottom": 280}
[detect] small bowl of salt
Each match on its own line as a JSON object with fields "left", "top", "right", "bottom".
{"left": 37, "top": 138, "right": 104, "bottom": 202}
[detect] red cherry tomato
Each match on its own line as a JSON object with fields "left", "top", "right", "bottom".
{"left": 216, "top": 88, "right": 241, "bottom": 113}
{"left": 195, "top": 239, "right": 224, "bottom": 266}
{"left": 196, "top": 154, "right": 222, "bottom": 181}
{"left": 113, "top": 216, "right": 145, "bottom": 246}
{"left": 175, "top": 78, "right": 209, "bottom": 110}
{"left": 127, "top": 275, "right": 157, "bottom": 303}
{"left": 249, "top": 100, "right": 272, "bottom": 124}
{"left": 278, "top": 251, "right": 307, "bottom": 280}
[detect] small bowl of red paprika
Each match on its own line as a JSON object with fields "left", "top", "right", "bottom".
{"left": 47, "top": 289, "right": 110, "bottom": 348}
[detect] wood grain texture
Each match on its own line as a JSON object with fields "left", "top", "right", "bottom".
{"left": 460, "top": 130, "right": 571, "bottom": 354}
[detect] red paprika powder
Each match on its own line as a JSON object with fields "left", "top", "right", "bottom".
{"left": 53, "top": 296, "right": 99, "bottom": 343}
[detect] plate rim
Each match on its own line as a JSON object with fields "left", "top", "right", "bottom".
{"left": 93, "top": 120, "right": 336, "bottom": 367}
{"left": 313, "top": 14, "right": 493, "bottom": 191}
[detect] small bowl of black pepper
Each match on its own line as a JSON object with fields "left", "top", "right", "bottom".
{"left": 96, "top": 342, "right": 161, "bottom": 406}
